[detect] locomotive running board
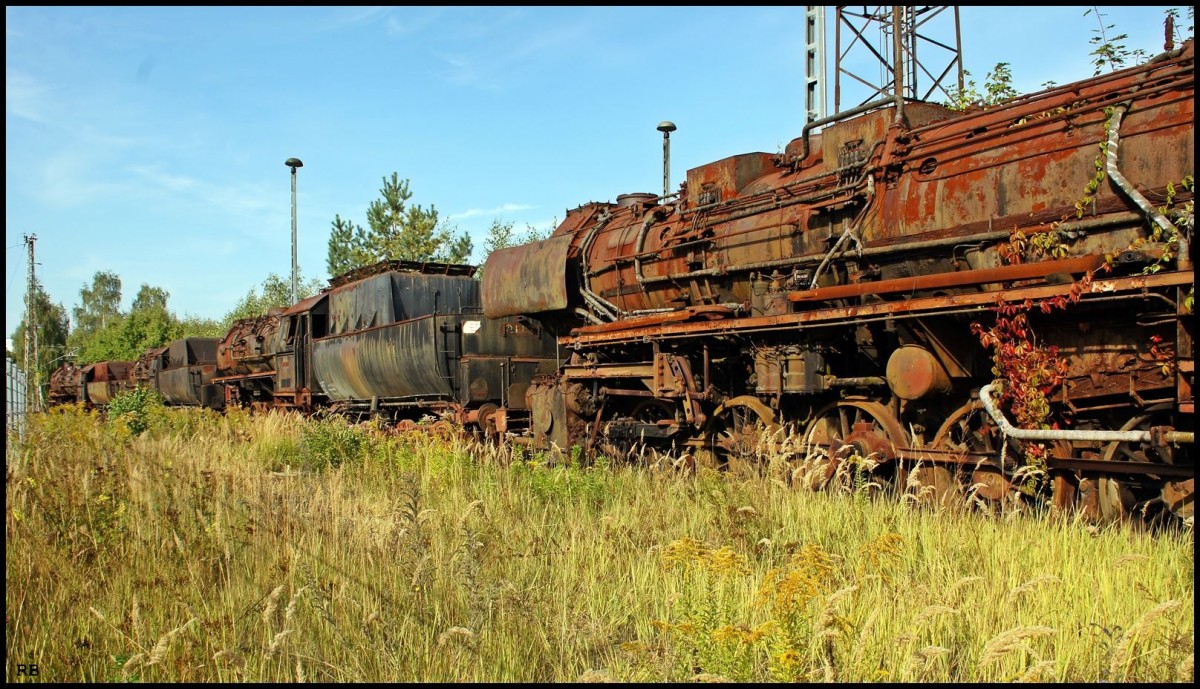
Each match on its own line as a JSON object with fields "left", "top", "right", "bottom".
{"left": 560, "top": 270, "right": 1193, "bottom": 348}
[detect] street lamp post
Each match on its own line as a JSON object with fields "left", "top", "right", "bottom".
{"left": 285, "top": 157, "right": 304, "bottom": 304}
{"left": 657, "top": 121, "right": 676, "bottom": 200}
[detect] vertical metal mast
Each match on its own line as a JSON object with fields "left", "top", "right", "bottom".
{"left": 805, "top": 6, "right": 828, "bottom": 124}
{"left": 24, "top": 233, "right": 40, "bottom": 412}
{"left": 831, "top": 6, "right": 964, "bottom": 112}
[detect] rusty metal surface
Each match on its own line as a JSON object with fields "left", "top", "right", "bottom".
{"left": 481, "top": 235, "right": 574, "bottom": 318}
{"left": 886, "top": 346, "right": 951, "bottom": 401}
{"left": 485, "top": 41, "right": 1192, "bottom": 329}
{"left": 132, "top": 346, "right": 168, "bottom": 388}
{"left": 328, "top": 258, "right": 474, "bottom": 288}
{"left": 217, "top": 312, "right": 284, "bottom": 376}
{"left": 787, "top": 254, "right": 1106, "bottom": 303}
{"left": 48, "top": 363, "right": 85, "bottom": 406}
{"left": 282, "top": 292, "right": 327, "bottom": 317}
{"left": 84, "top": 361, "right": 133, "bottom": 405}
{"left": 154, "top": 338, "right": 219, "bottom": 405}
{"left": 312, "top": 315, "right": 455, "bottom": 401}
{"left": 327, "top": 271, "right": 480, "bottom": 336}
{"left": 562, "top": 270, "right": 1194, "bottom": 347}
{"left": 167, "top": 338, "right": 219, "bottom": 368}
{"left": 156, "top": 364, "right": 217, "bottom": 406}
{"left": 525, "top": 38, "right": 1195, "bottom": 515}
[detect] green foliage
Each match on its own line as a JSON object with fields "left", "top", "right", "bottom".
{"left": 1164, "top": 7, "right": 1195, "bottom": 45}
{"left": 176, "top": 314, "right": 228, "bottom": 339}
{"left": 509, "top": 452, "right": 611, "bottom": 509}
{"left": 1085, "top": 7, "right": 1148, "bottom": 75}
{"left": 326, "top": 213, "right": 376, "bottom": 278}
{"left": 117, "top": 294, "right": 178, "bottom": 356}
{"left": 131, "top": 284, "right": 169, "bottom": 312}
{"left": 66, "top": 282, "right": 191, "bottom": 364}
{"left": 326, "top": 173, "right": 474, "bottom": 278}
{"left": 1140, "top": 175, "right": 1193, "bottom": 276}
{"left": 943, "top": 63, "right": 1019, "bottom": 111}
{"left": 298, "top": 414, "right": 374, "bottom": 470}
{"left": 5, "top": 409, "right": 1195, "bottom": 683}
{"left": 106, "top": 386, "right": 166, "bottom": 436}
{"left": 10, "top": 278, "right": 71, "bottom": 393}
{"left": 474, "top": 219, "right": 554, "bottom": 280}
{"left": 221, "top": 271, "right": 323, "bottom": 327}
{"left": 68, "top": 271, "right": 122, "bottom": 354}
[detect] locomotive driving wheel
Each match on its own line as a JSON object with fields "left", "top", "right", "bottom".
{"left": 706, "top": 396, "right": 781, "bottom": 476}
{"left": 800, "top": 400, "right": 906, "bottom": 494}
{"left": 931, "top": 399, "right": 1073, "bottom": 513}
{"left": 930, "top": 398, "right": 1028, "bottom": 511}
{"left": 1092, "top": 404, "right": 1190, "bottom": 523}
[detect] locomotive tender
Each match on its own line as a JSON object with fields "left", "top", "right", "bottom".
{"left": 482, "top": 38, "right": 1195, "bottom": 521}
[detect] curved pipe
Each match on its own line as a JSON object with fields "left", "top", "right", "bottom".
{"left": 578, "top": 211, "right": 622, "bottom": 322}
{"left": 1105, "top": 102, "right": 1177, "bottom": 238}
{"left": 978, "top": 383, "right": 1193, "bottom": 444}
{"left": 796, "top": 97, "right": 898, "bottom": 164}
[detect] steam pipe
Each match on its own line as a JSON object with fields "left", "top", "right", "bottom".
{"left": 636, "top": 211, "right": 1144, "bottom": 287}
{"left": 978, "top": 383, "right": 1193, "bottom": 444}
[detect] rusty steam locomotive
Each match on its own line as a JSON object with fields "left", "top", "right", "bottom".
{"left": 49, "top": 37, "right": 1193, "bottom": 523}
{"left": 481, "top": 37, "right": 1194, "bottom": 522}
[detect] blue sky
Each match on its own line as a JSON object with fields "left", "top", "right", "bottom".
{"left": 5, "top": 6, "right": 1188, "bottom": 341}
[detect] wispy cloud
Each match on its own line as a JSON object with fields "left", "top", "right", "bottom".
{"left": 326, "top": 6, "right": 390, "bottom": 30}
{"left": 6, "top": 69, "right": 48, "bottom": 123}
{"left": 128, "top": 164, "right": 200, "bottom": 192}
{"left": 433, "top": 12, "right": 594, "bottom": 90}
{"left": 386, "top": 8, "right": 446, "bottom": 36}
{"left": 448, "top": 203, "right": 533, "bottom": 221}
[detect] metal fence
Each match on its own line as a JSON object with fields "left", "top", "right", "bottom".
{"left": 7, "top": 358, "right": 29, "bottom": 437}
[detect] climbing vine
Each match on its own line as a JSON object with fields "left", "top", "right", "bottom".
{"left": 973, "top": 102, "right": 1194, "bottom": 477}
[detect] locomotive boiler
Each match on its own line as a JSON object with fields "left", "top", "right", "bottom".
{"left": 483, "top": 39, "right": 1195, "bottom": 521}
{"left": 47, "top": 362, "right": 85, "bottom": 408}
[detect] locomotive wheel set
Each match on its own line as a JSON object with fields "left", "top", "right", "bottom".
{"left": 50, "top": 40, "right": 1194, "bottom": 525}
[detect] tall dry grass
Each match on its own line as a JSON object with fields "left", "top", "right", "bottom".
{"left": 5, "top": 403, "right": 1194, "bottom": 682}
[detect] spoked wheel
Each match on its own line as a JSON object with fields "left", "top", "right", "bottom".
{"left": 932, "top": 399, "right": 1071, "bottom": 513}
{"left": 800, "top": 400, "right": 907, "bottom": 494}
{"left": 930, "top": 400, "right": 1011, "bottom": 502}
{"left": 1092, "top": 404, "right": 1190, "bottom": 523}
{"left": 705, "top": 396, "right": 781, "bottom": 476}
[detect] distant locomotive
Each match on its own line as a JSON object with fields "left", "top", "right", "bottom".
{"left": 482, "top": 39, "right": 1195, "bottom": 522}
{"left": 50, "top": 261, "right": 559, "bottom": 439}
{"left": 210, "top": 260, "right": 559, "bottom": 433}
{"left": 48, "top": 360, "right": 133, "bottom": 408}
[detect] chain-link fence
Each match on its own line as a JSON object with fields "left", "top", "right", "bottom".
{"left": 7, "top": 357, "right": 29, "bottom": 437}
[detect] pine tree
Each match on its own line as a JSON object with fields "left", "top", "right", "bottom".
{"left": 326, "top": 172, "right": 476, "bottom": 276}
